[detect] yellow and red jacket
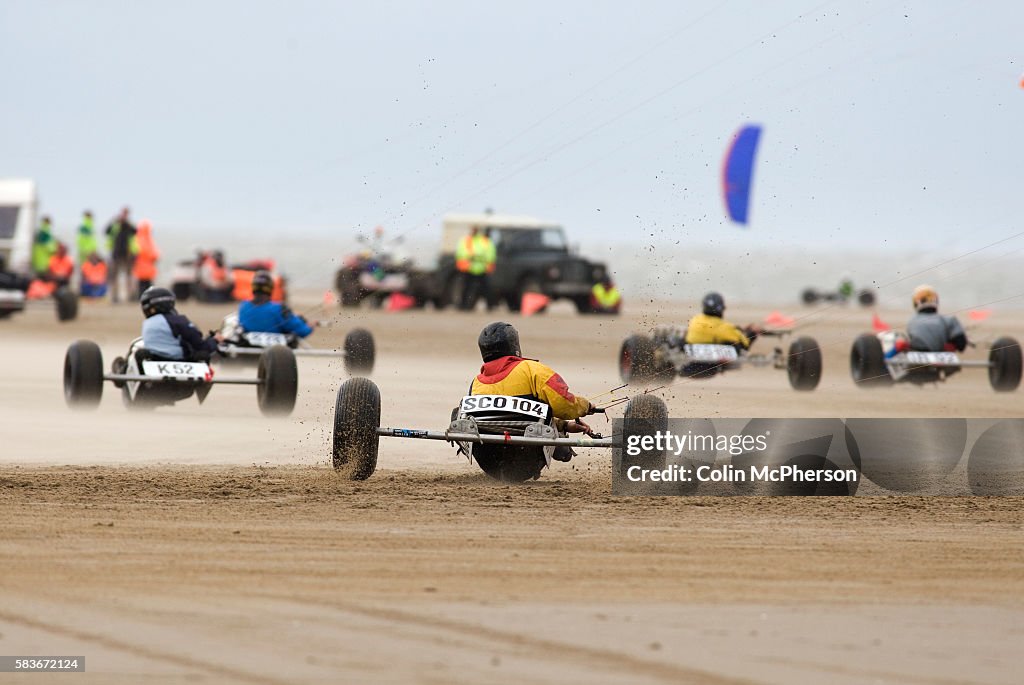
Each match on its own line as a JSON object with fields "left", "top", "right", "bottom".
{"left": 470, "top": 356, "right": 590, "bottom": 420}
{"left": 684, "top": 313, "right": 750, "bottom": 349}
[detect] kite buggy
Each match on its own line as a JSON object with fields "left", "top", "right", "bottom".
{"left": 331, "top": 377, "right": 667, "bottom": 483}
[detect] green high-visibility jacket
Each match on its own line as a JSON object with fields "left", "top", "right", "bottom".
{"left": 32, "top": 224, "right": 57, "bottom": 274}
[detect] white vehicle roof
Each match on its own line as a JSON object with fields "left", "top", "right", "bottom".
{"left": 0, "top": 178, "right": 38, "bottom": 273}
{"left": 441, "top": 212, "right": 562, "bottom": 253}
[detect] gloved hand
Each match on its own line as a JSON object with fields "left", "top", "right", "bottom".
{"left": 743, "top": 324, "right": 764, "bottom": 340}
{"left": 566, "top": 418, "right": 593, "bottom": 434}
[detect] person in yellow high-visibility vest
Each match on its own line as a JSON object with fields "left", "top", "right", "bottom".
{"left": 455, "top": 226, "right": 496, "bottom": 310}
{"left": 589, "top": 274, "right": 622, "bottom": 314}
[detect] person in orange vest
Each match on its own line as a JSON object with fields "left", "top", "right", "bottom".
{"left": 200, "top": 249, "right": 234, "bottom": 302}
{"left": 132, "top": 219, "right": 160, "bottom": 298}
{"left": 80, "top": 251, "right": 109, "bottom": 298}
{"left": 46, "top": 242, "right": 75, "bottom": 287}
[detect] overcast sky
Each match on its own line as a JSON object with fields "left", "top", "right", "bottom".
{"left": 2, "top": 0, "right": 1021, "bottom": 254}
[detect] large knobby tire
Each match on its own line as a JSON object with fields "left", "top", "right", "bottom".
{"left": 64, "top": 340, "right": 104, "bottom": 409}
{"left": 857, "top": 289, "right": 876, "bottom": 307}
{"left": 171, "top": 282, "right": 192, "bottom": 302}
{"left": 333, "top": 377, "right": 381, "bottom": 480}
{"left": 573, "top": 295, "right": 595, "bottom": 314}
{"left": 989, "top": 336, "right": 1022, "bottom": 392}
{"left": 336, "top": 269, "right": 363, "bottom": 308}
{"left": 619, "top": 334, "right": 656, "bottom": 384}
{"left": 343, "top": 328, "right": 375, "bottom": 376}
{"left": 55, "top": 287, "right": 78, "bottom": 322}
{"left": 257, "top": 345, "right": 298, "bottom": 416}
{"left": 621, "top": 394, "right": 669, "bottom": 472}
{"left": 787, "top": 336, "right": 822, "bottom": 391}
{"left": 801, "top": 288, "right": 819, "bottom": 305}
{"left": 850, "top": 333, "right": 891, "bottom": 387}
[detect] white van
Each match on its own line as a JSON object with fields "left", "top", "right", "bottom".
{"left": 0, "top": 178, "right": 37, "bottom": 273}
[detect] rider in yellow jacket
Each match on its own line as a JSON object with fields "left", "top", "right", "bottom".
{"left": 471, "top": 322, "right": 595, "bottom": 437}
{"left": 684, "top": 292, "right": 758, "bottom": 351}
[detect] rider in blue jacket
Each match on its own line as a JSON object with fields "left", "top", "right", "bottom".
{"left": 238, "top": 271, "right": 313, "bottom": 337}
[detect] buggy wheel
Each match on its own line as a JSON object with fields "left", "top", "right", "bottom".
{"left": 801, "top": 288, "right": 820, "bottom": 305}
{"left": 621, "top": 394, "right": 669, "bottom": 472}
{"left": 64, "top": 340, "right": 103, "bottom": 409}
{"left": 257, "top": 345, "right": 298, "bottom": 416}
{"left": 787, "top": 336, "right": 822, "bottom": 391}
{"left": 171, "top": 282, "right": 192, "bottom": 301}
{"left": 850, "top": 333, "right": 891, "bottom": 387}
{"left": 619, "top": 334, "right": 672, "bottom": 384}
{"left": 989, "top": 336, "right": 1022, "bottom": 392}
{"left": 343, "top": 328, "right": 375, "bottom": 375}
{"left": 55, "top": 287, "right": 78, "bottom": 322}
{"left": 336, "top": 269, "right": 363, "bottom": 307}
{"left": 857, "top": 289, "right": 876, "bottom": 306}
{"left": 333, "top": 377, "right": 380, "bottom": 480}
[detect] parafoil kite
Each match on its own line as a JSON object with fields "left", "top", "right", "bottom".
{"left": 722, "top": 124, "right": 762, "bottom": 225}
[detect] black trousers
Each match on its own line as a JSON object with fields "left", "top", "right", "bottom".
{"left": 460, "top": 273, "right": 490, "bottom": 311}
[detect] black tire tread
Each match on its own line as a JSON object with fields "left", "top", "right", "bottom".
{"left": 333, "top": 377, "right": 381, "bottom": 480}
{"left": 258, "top": 345, "right": 298, "bottom": 416}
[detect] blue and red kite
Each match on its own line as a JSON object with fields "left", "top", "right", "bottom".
{"left": 722, "top": 124, "right": 762, "bottom": 225}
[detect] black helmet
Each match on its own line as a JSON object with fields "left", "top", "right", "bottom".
{"left": 702, "top": 291, "right": 725, "bottom": 317}
{"left": 478, "top": 322, "right": 521, "bottom": 362}
{"left": 251, "top": 270, "right": 274, "bottom": 297}
{"left": 140, "top": 286, "right": 176, "bottom": 317}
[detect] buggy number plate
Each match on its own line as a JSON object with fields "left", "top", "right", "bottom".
{"left": 244, "top": 332, "right": 288, "bottom": 347}
{"left": 683, "top": 344, "right": 738, "bottom": 362}
{"left": 460, "top": 395, "right": 549, "bottom": 419}
{"left": 141, "top": 361, "right": 211, "bottom": 379}
{"left": 905, "top": 351, "right": 959, "bottom": 366}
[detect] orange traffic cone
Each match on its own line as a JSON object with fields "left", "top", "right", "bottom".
{"left": 521, "top": 292, "right": 550, "bottom": 317}
{"left": 387, "top": 292, "right": 417, "bottom": 312}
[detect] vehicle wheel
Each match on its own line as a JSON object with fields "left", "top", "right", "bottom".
{"left": 801, "top": 288, "right": 819, "bottom": 305}
{"left": 572, "top": 295, "right": 595, "bottom": 314}
{"left": 619, "top": 334, "right": 672, "bottom": 384}
{"left": 343, "top": 328, "right": 375, "bottom": 375}
{"left": 55, "top": 287, "right": 78, "bottom": 322}
{"left": 172, "top": 282, "right": 192, "bottom": 301}
{"left": 333, "top": 377, "right": 380, "bottom": 480}
{"left": 336, "top": 270, "right": 363, "bottom": 308}
{"left": 989, "top": 336, "right": 1022, "bottom": 392}
{"left": 436, "top": 275, "right": 459, "bottom": 310}
{"left": 110, "top": 356, "right": 127, "bottom": 389}
{"left": 850, "top": 333, "right": 891, "bottom": 387}
{"left": 257, "top": 345, "right": 298, "bottom": 416}
{"left": 857, "top": 289, "right": 876, "bottom": 306}
{"left": 621, "top": 394, "right": 669, "bottom": 472}
{"left": 787, "top": 336, "right": 822, "bottom": 391}
{"left": 64, "top": 340, "right": 103, "bottom": 409}
{"left": 0, "top": 309, "right": 14, "bottom": 320}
